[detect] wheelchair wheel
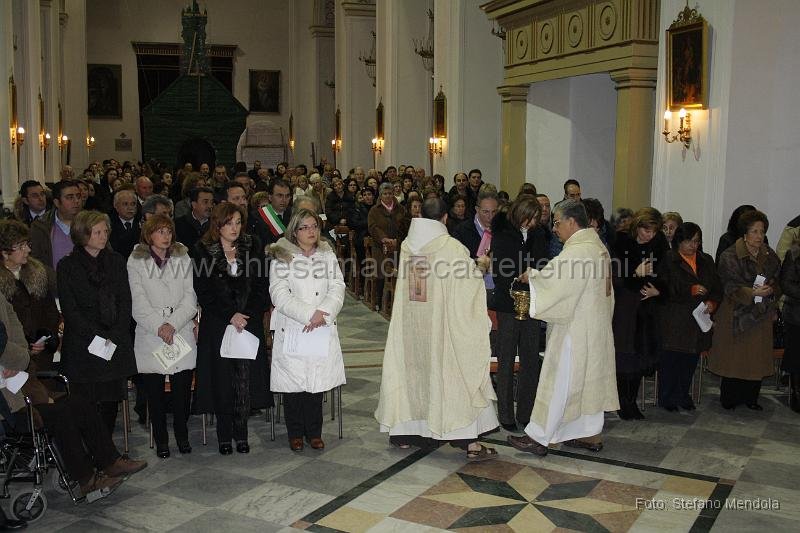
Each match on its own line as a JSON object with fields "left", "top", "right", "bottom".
{"left": 10, "top": 490, "right": 48, "bottom": 523}
{"left": 48, "top": 468, "right": 78, "bottom": 496}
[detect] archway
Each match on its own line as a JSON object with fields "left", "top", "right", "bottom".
{"left": 176, "top": 138, "right": 216, "bottom": 171}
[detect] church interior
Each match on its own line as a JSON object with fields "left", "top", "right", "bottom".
{"left": 1, "top": 0, "right": 800, "bottom": 532}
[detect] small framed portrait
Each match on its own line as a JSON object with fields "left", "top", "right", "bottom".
{"left": 666, "top": 9, "right": 709, "bottom": 110}
{"left": 88, "top": 64, "right": 122, "bottom": 119}
{"left": 249, "top": 70, "right": 280, "bottom": 113}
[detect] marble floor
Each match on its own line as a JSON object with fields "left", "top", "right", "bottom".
{"left": 13, "top": 295, "right": 800, "bottom": 532}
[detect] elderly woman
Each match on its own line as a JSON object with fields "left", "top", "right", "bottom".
{"left": 128, "top": 215, "right": 198, "bottom": 458}
{"left": 490, "top": 196, "right": 546, "bottom": 431}
{"left": 193, "top": 203, "right": 271, "bottom": 454}
{"left": 781, "top": 233, "right": 800, "bottom": 412}
{"left": 268, "top": 209, "right": 346, "bottom": 451}
{"left": 294, "top": 175, "right": 310, "bottom": 198}
{"left": 657, "top": 222, "right": 721, "bottom": 411}
{"left": 611, "top": 207, "right": 669, "bottom": 419}
{"left": 57, "top": 210, "right": 137, "bottom": 435}
{"left": 308, "top": 173, "right": 330, "bottom": 214}
{"left": 325, "top": 178, "right": 353, "bottom": 226}
{"left": 715, "top": 205, "right": 757, "bottom": 263}
{"left": 447, "top": 195, "right": 469, "bottom": 236}
{"left": 710, "top": 210, "right": 781, "bottom": 410}
{"left": 368, "top": 182, "right": 408, "bottom": 310}
{"left": 662, "top": 212, "right": 684, "bottom": 250}
{"left": 0, "top": 220, "right": 60, "bottom": 374}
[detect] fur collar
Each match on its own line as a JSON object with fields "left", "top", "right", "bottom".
{"left": 0, "top": 257, "right": 49, "bottom": 300}
{"left": 267, "top": 237, "right": 332, "bottom": 263}
{"left": 130, "top": 242, "right": 189, "bottom": 261}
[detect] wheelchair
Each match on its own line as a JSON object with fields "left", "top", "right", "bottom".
{"left": 0, "top": 372, "right": 91, "bottom": 524}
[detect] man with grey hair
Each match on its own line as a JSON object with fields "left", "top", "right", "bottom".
{"left": 509, "top": 200, "right": 618, "bottom": 455}
{"left": 141, "top": 194, "right": 174, "bottom": 221}
{"left": 134, "top": 176, "right": 154, "bottom": 206}
{"left": 376, "top": 197, "right": 499, "bottom": 460}
{"left": 110, "top": 189, "right": 141, "bottom": 258}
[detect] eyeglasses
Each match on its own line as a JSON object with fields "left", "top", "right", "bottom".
{"left": 553, "top": 218, "right": 563, "bottom": 227}
{"left": 298, "top": 224, "right": 319, "bottom": 232}
{"left": 11, "top": 241, "right": 32, "bottom": 251}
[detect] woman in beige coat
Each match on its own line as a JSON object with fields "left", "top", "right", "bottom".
{"left": 710, "top": 210, "right": 781, "bottom": 410}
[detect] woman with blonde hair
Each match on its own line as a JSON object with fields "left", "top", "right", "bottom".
{"left": 662, "top": 211, "right": 684, "bottom": 249}
{"left": 269, "top": 208, "right": 346, "bottom": 451}
{"left": 57, "top": 210, "right": 137, "bottom": 435}
{"left": 294, "top": 175, "right": 310, "bottom": 198}
{"left": 128, "top": 215, "right": 198, "bottom": 457}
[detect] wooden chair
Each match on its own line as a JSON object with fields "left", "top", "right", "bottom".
{"left": 333, "top": 225, "right": 350, "bottom": 280}
{"left": 347, "top": 230, "right": 361, "bottom": 298}
{"left": 362, "top": 237, "right": 377, "bottom": 310}
{"left": 381, "top": 267, "right": 397, "bottom": 319}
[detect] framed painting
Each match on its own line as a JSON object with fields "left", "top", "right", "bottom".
{"left": 666, "top": 7, "right": 709, "bottom": 110}
{"left": 249, "top": 70, "right": 280, "bottom": 113}
{"left": 88, "top": 64, "right": 122, "bottom": 119}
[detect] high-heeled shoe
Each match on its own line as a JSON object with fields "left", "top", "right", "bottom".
{"left": 236, "top": 441, "right": 250, "bottom": 454}
{"left": 156, "top": 447, "right": 170, "bottom": 459}
{"left": 219, "top": 442, "right": 233, "bottom": 455}
{"left": 178, "top": 441, "right": 192, "bottom": 454}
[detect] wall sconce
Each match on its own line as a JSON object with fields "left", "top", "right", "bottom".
{"left": 40, "top": 132, "right": 51, "bottom": 150}
{"left": 288, "top": 113, "right": 295, "bottom": 151}
{"left": 371, "top": 138, "right": 384, "bottom": 154}
{"left": 58, "top": 133, "right": 69, "bottom": 150}
{"left": 86, "top": 135, "right": 95, "bottom": 148}
{"left": 331, "top": 138, "right": 342, "bottom": 152}
{"left": 663, "top": 108, "right": 691, "bottom": 148}
{"left": 11, "top": 126, "right": 24, "bottom": 149}
{"left": 428, "top": 137, "right": 444, "bottom": 156}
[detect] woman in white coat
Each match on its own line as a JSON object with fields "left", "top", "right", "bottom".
{"left": 127, "top": 215, "right": 198, "bottom": 458}
{"left": 269, "top": 208, "right": 346, "bottom": 451}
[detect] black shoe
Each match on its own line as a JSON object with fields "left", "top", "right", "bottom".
{"left": 501, "top": 422, "right": 518, "bottom": 432}
{"left": 679, "top": 398, "right": 696, "bottom": 411}
{"left": 249, "top": 408, "right": 262, "bottom": 416}
{"left": 746, "top": 402, "right": 763, "bottom": 411}
{"left": 722, "top": 403, "right": 736, "bottom": 410}
{"left": 0, "top": 517, "right": 27, "bottom": 530}
{"left": 177, "top": 442, "right": 192, "bottom": 454}
{"left": 156, "top": 447, "right": 170, "bottom": 459}
{"left": 630, "top": 403, "right": 645, "bottom": 419}
{"left": 663, "top": 405, "right": 679, "bottom": 412}
{"left": 507, "top": 435, "right": 548, "bottom": 456}
{"left": 236, "top": 442, "right": 250, "bottom": 454}
{"left": 219, "top": 442, "right": 233, "bottom": 455}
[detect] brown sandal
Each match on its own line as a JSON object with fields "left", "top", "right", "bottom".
{"left": 466, "top": 444, "right": 498, "bottom": 462}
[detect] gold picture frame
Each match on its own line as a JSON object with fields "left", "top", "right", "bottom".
{"left": 433, "top": 86, "right": 446, "bottom": 138}
{"left": 666, "top": 6, "right": 709, "bottom": 110}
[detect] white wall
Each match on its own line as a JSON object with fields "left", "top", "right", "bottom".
{"left": 526, "top": 73, "right": 616, "bottom": 208}
{"left": 651, "top": 0, "right": 800, "bottom": 248}
{"left": 85, "top": 0, "right": 313, "bottom": 164}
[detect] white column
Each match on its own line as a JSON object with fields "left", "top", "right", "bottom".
{"left": 61, "top": 0, "right": 88, "bottom": 172}
{"left": 1, "top": 1, "right": 18, "bottom": 208}
{"left": 376, "top": 0, "right": 431, "bottom": 172}
{"left": 335, "top": 1, "right": 376, "bottom": 172}
{"left": 13, "top": 0, "right": 44, "bottom": 181}
{"left": 40, "top": 0, "right": 60, "bottom": 181}
{"left": 309, "top": 24, "right": 336, "bottom": 169}
{"left": 433, "top": 0, "right": 503, "bottom": 187}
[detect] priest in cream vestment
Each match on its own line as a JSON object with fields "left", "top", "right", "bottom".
{"left": 375, "top": 198, "right": 500, "bottom": 461}
{"left": 509, "top": 200, "right": 618, "bottom": 456}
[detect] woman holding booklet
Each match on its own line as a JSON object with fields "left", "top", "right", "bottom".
{"left": 193, "top": 203, "right": 271, "bottom": 455}
{"left": 128, "top": 215, "right": 198, "bottom": 458}
{"left": 655, "top": 222, "right": 721, "bottom": 411}
{"left": 268, "top": 208, "right": 346, "bottom": 452}
{"left": 57, "top": 210, "right": 137, "bottom": 436}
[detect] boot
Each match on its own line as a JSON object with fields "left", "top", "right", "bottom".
{"left": 791, "top": 374, "right": 800, "bottom": 413}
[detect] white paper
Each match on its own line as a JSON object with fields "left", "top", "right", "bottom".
{"left": 692, "top": 302, "right": 714, "bottom": 333}
{"left": 0, "top": 370, "right": 29, "bottom": 394}
{"left": 152, "top": 334, "right": 192, "bottom": 370}
{"left": 753, "top": 274, "right": 766, "bottom": 303}
{"left": 282, "top": 325, "right": 331, "bottom": 360}
{"left": 34, "top": 335, "right": 51, "bottom": 345}
{"left": 88, "top": 335, "right": 116, "bottom": 361}
{"left": 52, "top": 350, "right": 61, "bottom": 363}
{"left": 220, "top": 325, "right": 260, "bottom": 360}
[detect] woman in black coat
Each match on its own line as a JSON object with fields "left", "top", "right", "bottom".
{"left": 656, "top": 223, "right": 722, "bottom": 411}
{"left": 347, "top": 187, "right": 375, "bottom": 294}
{"left": 780, "top": 235, "right": 800, "bottom": 412}
{"left": 325, "top": 179, "right": 354, "bottom": 228}
{"left": 57, "top": 210, "right": 137, "bottom": 435}
{"left": 490, "top": 197, "right": 547, "bottom": 431}
{"left": 611, "top": 208, "right": 669, "bottom": 419}
{"left": 715, "top": 205, "right": 757, "bottom": 263}
{"left": 193, "top": 203, "right": 271, "bottom": 455}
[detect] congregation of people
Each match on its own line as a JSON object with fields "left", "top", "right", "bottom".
{"left": 2, "top": 155, "right": 799, "bottom": 505}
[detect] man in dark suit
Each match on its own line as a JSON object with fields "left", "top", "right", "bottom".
{"left": 454, "top": 189, "right": 499, "bottom": 297}
{"left": 16, "top": 180, "right": 49, "bottom": 226}
{"left": 174, "top": 186, "right": 214, "bottom": 252}
{"left": 109, "top": 189, "right": 141, "bottom": 258}
{"left": 249, "top": 179, "right": 292, "bottom": 247}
